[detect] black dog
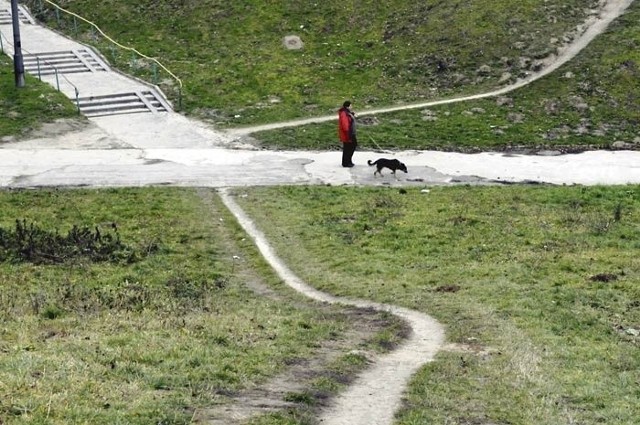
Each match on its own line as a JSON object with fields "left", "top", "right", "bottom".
{"left": 367, "top": 158, "right": 408, "bottom": 177}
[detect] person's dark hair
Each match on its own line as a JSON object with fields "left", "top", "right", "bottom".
{"left": 342, "top": 100, "right": 351, "bottom": 108}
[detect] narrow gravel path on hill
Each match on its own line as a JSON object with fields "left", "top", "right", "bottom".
{"left": 226, "top": 0, "right": 634, "bottom": 138}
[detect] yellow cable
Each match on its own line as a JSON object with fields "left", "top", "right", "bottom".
{"left": 43, "top": 0, "right": 183, "bottom": 88}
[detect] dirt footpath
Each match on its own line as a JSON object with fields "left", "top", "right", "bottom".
{"left": 219, "top": 189, "right": 445, "bottom": 425}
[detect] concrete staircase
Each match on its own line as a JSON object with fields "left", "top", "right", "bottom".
{"left": 77, "top": 91, "right": 171, "bottom": 117}
{"left": 1, "top": 2, "right": 174, "bottom": 118}
{"left": 23, "top": 48, "right": 108, "bottom": 76}
{"left": 0, "top": 6, "right": 34, "bottom": 25}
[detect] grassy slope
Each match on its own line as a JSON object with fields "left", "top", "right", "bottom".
{"left": 0, "top": 56, "right": 78, "bottom": 139}
{"left": 254, "top": 1, "right": 640, "bottom": 152}
{"left": 236, "top": 185, "right": 640, "bottom": 424}
{"left": 22, "top": 0, "right": 602, "bottom": 127}
{"left": 6, "top": 0, "right": 637, "bottom": 151}
{"left": 0, "top": 188, "right": 382, "bottom": 424}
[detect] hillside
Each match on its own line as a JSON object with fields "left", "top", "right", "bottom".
{"left": 22, "top": 0, "right": 612, "bottom": 126}
{"left": 2, "top": 0, "right": 636, "bottom": 152}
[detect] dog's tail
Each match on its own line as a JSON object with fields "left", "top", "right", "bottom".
{"left": 367, "top": 160, "right": 376, "bottom": 166}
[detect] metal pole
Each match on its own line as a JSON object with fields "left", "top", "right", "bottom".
{"left": 10, "top": 0, "right": 25, "bottom": 87}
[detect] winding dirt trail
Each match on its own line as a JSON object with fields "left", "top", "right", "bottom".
{"left": 226, "top": 0, "right": 634, "bottom": 138}
{"left": 219, "top": 189, "right": 445, "bottom": 425}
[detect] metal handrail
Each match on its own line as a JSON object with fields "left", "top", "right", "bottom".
{"left": 0, "top": 28, "right": 82, "bottom": 112}
{"left": 42, "top": 0, "right": 183, "bottom": 90}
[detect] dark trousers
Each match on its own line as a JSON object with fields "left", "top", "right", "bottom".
{"left": 341, "top": 137, "right": 357, "bottom": 166}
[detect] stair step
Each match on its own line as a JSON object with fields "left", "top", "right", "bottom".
{"left": 28, "top": 68, "right": 92, "bottom": 76}
{"left": 77, "top": 91, "right": 168, "bottom": 117}
{"left": 82, "top": 104, "right": 148, "bottom": 114}
{"left": 22, "top": 49, "right": 108, "bottom": 76}
{"left": 84, "top": 107, "right": 153, "bottom": 118}
{"left": 26, "top": 64, "right": 89, "bottom": 73}
{"left": 0, "top": 8, "right": 33, "bottom": 25}
{"left": 0, "top": 10, "right": 11, "bottom": 25}
{"left": 79, "top": 95, "right": 144, "bottom": 104}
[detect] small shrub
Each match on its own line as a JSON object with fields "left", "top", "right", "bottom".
{"left": 589, "top": 273, "right": 618, "bottom": 283}
{"left": 283, "top": 391, "right": 315, "bottom": 405}
{"left": 613, "top": 202, "right": 623, "bottom": 222}
{"left": 41, "top": 304, "right": 64, "bottom": 320}
{"left": 0, "top": 219, "right": 143, "bottom": 264}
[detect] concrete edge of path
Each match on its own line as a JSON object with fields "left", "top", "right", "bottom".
{"left": 218, "top": 188, "right": 445, "bottom": 425}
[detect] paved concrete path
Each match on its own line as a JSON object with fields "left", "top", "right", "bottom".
{"left": 2, "top": 141, "right": 640, "bottom": 188}
{"left": 1, "top": 0, "right": 639, "bottom": 189}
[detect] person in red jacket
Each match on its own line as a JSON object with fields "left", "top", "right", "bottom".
{"left": 338, "top": 100, "right": 357, "bottom": 167}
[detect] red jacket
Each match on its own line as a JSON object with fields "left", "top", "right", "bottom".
{"left": 338, "top": 107, "right": 354, "bottom": 142}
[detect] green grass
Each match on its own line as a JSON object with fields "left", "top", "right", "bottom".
{"left": 254, "top": 1, "right": 640, "bottom": 152}
{"left": 234, "top": 184, "right": 640, "bottom": 424}
{"left": 21, "top": 0, "right": 606, "bottom": 127}
{"left": 1, "top": 183, "right": 638, "bottom": 424}
{"left": 5, "top": 1, "right": 638, "bottom": 152}
{"left": 2, "top": 1, "right": 640, "bottom": 423}
{"left": 0, "top": 56, "right": 79, "bottom": 140}
{"left": 0, "top": 187, "right": 395, "bottom": 424}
